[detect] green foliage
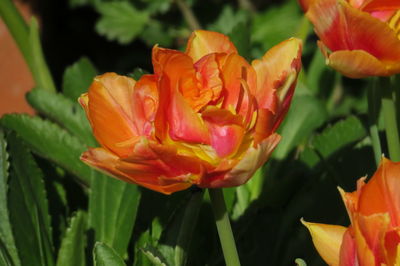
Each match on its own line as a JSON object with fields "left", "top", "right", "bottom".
{"left": 26, "top": 89, "right": 96, "bottom": 146}
{"left": 89, "top": 172, "right": 141, "bottom": 257}
{"left": 95, "top": 2, "right": 149, "bottom": 44}
{"left": 274, "top": 94, "right": 328, "bottom": 159}
{"left": 93, "top": 242, "right": 126, "bottom": 266}
{"left": 252, "top": 0, "right": 302, "bottom": 52}
{"left": 62, "top": 57, "right": 97, "bottom": 102}
{"left": 7, "top": 133, "right": 54, "bottom": 266}
{"left": 0, "top": 131, "right": 21, "bottom": 266}
{"left": 1, "top": 114, "right": 91, "bottom": 185}
{"left": 56, "top": 211, "right": 87, "bottom": 266}
{"left": 0, "top": 0, "right": 387, "bottom": 264}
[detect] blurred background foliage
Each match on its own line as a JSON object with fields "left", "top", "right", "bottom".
{"left": 0, "top": 0, "right": 379, "bottom": 265}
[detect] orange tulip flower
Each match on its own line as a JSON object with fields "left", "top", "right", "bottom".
{"left": 303, "top": 158, "right": 400, "bottom": 265}
{"left": 79, "top": 30, "right": 302, "bottom": 194}
{"left": 304, "top": 0, "right": 400, "bottom": 78}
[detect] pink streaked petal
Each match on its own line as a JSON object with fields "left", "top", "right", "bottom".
{"left": 217, "top": 53, "right": 257, "bottom": 118}
{"left": 307, "top": 0, "right": 400, "bottom": 61}
{"left": 339, "top": 228, "right": 358, "bottom": 266}
{"left": 356, "top": 213, "right": 390, "bottom": 263}
{"left": 194, "top": 53, "right": 223, "bottom": 103}
{"left": 81, "top": 147, "right": 192, "bottom": 194}
{"left": 251, "top": 38, "right": 302, "bottom": 114}
{"left": 200, "top": 133, "right": 280, "bottom": 188}
{"left": 186, "top": 30, "right": 238, "bottom": 62}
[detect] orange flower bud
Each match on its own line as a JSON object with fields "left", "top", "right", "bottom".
{"left": 303, "top": 158, "right": 400, "bottom": 265}
{"left": 304, "top": 0, "right": 400, "bottom": 78}
{"left": 79, "top": 30, "right": 302, "bottom": 194}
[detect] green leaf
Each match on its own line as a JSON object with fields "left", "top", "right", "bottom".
{"left": 140, "top": 21, "right": 173, "bottom": 47}
{"left": 312, "top": 116, "right": 367, "bottom": 159}
{"left": 95, "top": 2, "right": 149, "bottom": 44}
{"left": 7, "top": 133, "right": 54, "bottom": 266}
{"left": 0, "top": 131, "right": 20, "bottom": 266}
{"left": 26, "top": 89, "right": 96, "bottom": 146}
{"left": 141, "top": 246, "right": 169, "bottom": 266}
{"left": 93, "top": 242, "right": 126, "bottom": 266}
{"left": 273, "top": 94, "right": 328, "bottom": 159}
{"left": 56, "top": 211, "right": 87, "bottom": 266}
{"left": 89, "top": 171, "right": 141, "bottom": 257}
{"left": 1, "top": 114, "right": 91, "bottom": 185}
{"left": 62, "top": 57, "right": 97, "bottom": 101}
{"left": 208, "top": 5, "right": 248, "bottom": 35}
{"left": 252, "top": 0, "right": 302, "bottom": 51}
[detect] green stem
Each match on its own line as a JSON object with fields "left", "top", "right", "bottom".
{"left": 368, "top": 78, "right": 382, "bottom": 166}
{"left": 174, "top": 189, "right": 204, "bottom": 266}
{"left": 0, "top": 0, "right": 56, "bottom": 93}
{"left": 0, "top": 0, "right": 32, "bottom": 68}
{"left": 175, "top": 0, "right": 201, "bottom": 31}
{"left": 209, "top": 188, "right": 241, "bottom": 266}
{"left": 380, "top": 77, "right": 400, "bottom": 162}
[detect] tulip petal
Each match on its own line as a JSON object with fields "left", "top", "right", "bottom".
{"left": 384, "top": 230, "right": 400, "bottom": 264}
{"left": 377, "top": 158, "right": 400, "bottom": 226}
{"left": 323, "top": 45, "right": 400, "bottom": 78}
{"left": 200, "top": 133, "right": 280, "bottom": 188}
{"left": 186, "top": 30, "right": 237, "bottom": 62}
{"left": 307, "top": 0, "right": 400, "bottom": 63}
{"left": 339, "top": 229, "right": 358, "bottom": 266}
{"left": 84, "top": 73, "right": 138, "bottom": 157}
{"left": 251, "top": 38, "right": 302, "bottom": 125}
{"left": 81, "top": 145, "right": 196, "bottom": 195}
{"left": 131, "top": 74, "right": 158, "bottom": 137}
{"left": 202, "top": 107, "right": 246, "bottom": 158}
{"left": 353, "top": 214, "right": 387, "bottom": 265}
{"left": 361, "top": 0, "right": 400, "bottom": 13}
{"left": 302, "top": 219, "right": 347, "bottom": 266}
{"left": 217, "top": 53, "right": 257, "bottom": 119}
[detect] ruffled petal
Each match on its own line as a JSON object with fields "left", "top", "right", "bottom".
{"left": 84, "top": 73, "right": 138, "bottom": 157}
{"left": 81, "top": 147, "right": 192, "bottom": 194}
{"left": 302, "top": 219, "right": 347, "bottom": 266}
{"left": 217, "top": 53, "right": 257, "bottom": 120}
{"left": 200, "top": 133, "right": 280, "bottom": 188}
{"left": 131, "top": 74, "right": 158, "bottom": 137}
{"left": 186, "top": 30, "right": 237, "bottom": 62}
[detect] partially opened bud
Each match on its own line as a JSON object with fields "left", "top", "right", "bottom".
{"left": 304, "top": 158, "right": 400, "bottom": 265}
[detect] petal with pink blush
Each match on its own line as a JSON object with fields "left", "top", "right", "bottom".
{"left": 186, "top": 30, "right": 238, "bottom": 62}
{"left": 202, "top": 133, "right": 280, "bottom": 188}
{"left": 251, "top": 38, "right": 302, "bottom": 116}
{"left": 81, "top": 147, "right": 192, "bottom": 194}
{"left": 307, "top": 0, "right": 400, "bottom": 61}
{"left": 340, "top": 229, "right": 358, "bottom": 266}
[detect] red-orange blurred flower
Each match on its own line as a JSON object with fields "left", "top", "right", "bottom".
{"left": 303, "top": 158, "right": 400, "bottom": 265}
{"left": 79, "top": 30, "right": 302, "bottom": 194}
{"left": 304, "top": 0, "right": 400, "bottom": 78}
